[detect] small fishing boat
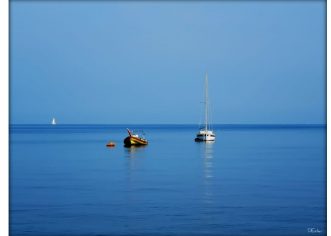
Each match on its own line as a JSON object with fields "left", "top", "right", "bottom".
{"left": 195, "top": 73, "right": 216, "bottom": 142}
{"left": 124, "top": 128, "right": 148, "bottom": 147}
{"left": 106, "top": 141, "right": 116, "bottom": 147}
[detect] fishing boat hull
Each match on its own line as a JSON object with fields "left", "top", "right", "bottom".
{"left": 124, "top": 136, "right": 148, "bottom": 146}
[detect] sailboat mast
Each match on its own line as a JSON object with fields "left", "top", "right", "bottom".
{"left": 205, "top": 73, "right": 208, "bottom": 131}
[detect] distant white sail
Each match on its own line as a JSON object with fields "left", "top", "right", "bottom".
{"left": 51, "top": 118, "right": 56, "bottom": 125}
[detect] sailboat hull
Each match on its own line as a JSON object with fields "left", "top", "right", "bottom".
{"left": 195, "top": 134, "right": 216, "bottom": 142}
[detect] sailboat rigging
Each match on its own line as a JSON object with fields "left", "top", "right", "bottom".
{"left": 195, "top": 73, "right": 216, "bottom": 142}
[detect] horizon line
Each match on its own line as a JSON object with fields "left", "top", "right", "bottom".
{"left": 9, "top": 123, "right": 326, "bottom": 126}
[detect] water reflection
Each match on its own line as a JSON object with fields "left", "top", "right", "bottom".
{"left": 201, "top": 141, "right": 214, "bottom": 204}
{"left": 124, "top": 145, "right": 146, "bottom": 158}
{"left": 124, "top": 146, "right": 146, "bottom": 188}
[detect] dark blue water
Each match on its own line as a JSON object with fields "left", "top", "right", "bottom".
{"left": 10, "top": 125, "right": 326, "bottom": 236}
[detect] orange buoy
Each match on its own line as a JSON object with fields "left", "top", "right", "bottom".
{"left": 106, "top": 141, "right": 116, "bottom": 147}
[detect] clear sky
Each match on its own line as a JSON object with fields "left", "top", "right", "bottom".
{"left": 10, "top": 1, "right": 325, "bottom": 124}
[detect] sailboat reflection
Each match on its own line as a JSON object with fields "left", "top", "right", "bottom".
{"left": 201, "top": 141, "right": 215, "bottom": 204}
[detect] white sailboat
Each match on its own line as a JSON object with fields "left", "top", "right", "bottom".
{"left": 195, "top": 73, "right": 216, "bottom": 142}
{"left": 51, "top": 118, "right": 56, "bottom": 125}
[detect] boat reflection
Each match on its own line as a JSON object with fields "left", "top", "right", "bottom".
{"left": 124, "top": 145, "right": 146, "bottom": 195}
{"left": 124, "top": 145, "right": 146, "bottom": 158}
{"left": 200, "top": 141, "right": 215, "bottom": 204}
{"left": 124, "top": 145, "right": 146, "bottom": 181}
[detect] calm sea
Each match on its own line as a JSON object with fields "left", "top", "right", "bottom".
{"left": 9, "top": 125, "right": 326, "bottom": 236}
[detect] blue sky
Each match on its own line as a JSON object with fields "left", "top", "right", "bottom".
{"left": 10, "top": 1, "right": 325, "bottom": 124}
